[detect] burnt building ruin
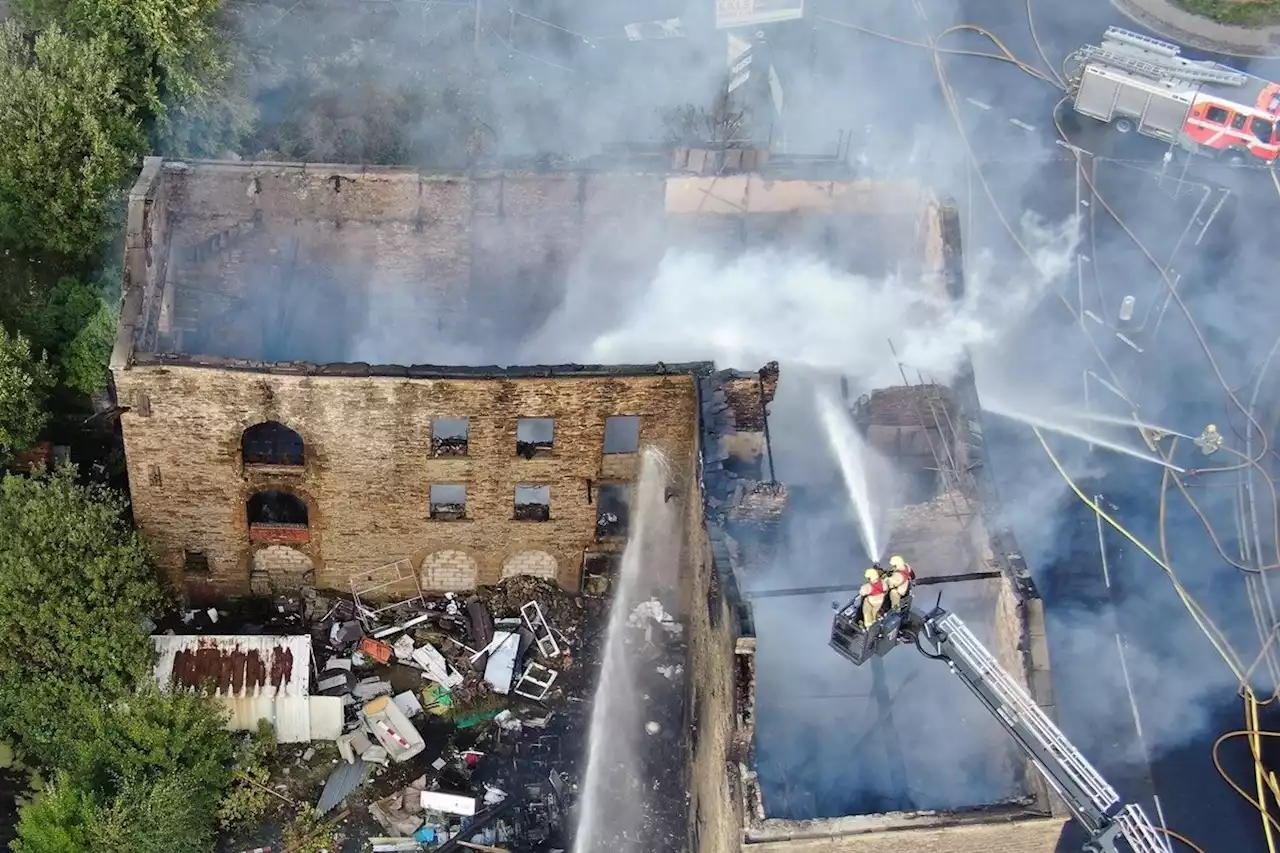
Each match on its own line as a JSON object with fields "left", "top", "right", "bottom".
{"left": 111, "top": 153, "right": 1066, "bottom": 852}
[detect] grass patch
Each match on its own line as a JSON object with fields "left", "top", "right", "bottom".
{"left": 1173, "top": 0, "right": 1280, "bottom": 26}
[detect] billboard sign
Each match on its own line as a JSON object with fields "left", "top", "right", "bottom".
{"left": 715, "top": 0, "right": 804, "bottom": 30}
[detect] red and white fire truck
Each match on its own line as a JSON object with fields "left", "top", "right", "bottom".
{"left": 1067, "top": 27, "right": 1280, "bottom": 165}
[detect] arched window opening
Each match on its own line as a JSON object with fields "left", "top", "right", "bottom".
{"left": 242, "top": 421, "right": 305, "bottom": 466}
{"left": 247, "top": 491, "right": 309, "bottom": 527}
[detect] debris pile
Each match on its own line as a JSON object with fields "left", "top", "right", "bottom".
{"left": 220, "top": 576, "right": 618, "bottom": 852}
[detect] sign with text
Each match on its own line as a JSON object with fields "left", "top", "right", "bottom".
{"left": 715, "top": 0, "right": 804, "bottom": 30}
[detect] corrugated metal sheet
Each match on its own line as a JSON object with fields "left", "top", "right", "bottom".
{"left": 153, "top": 634, "right": 310, "bottom": 698}
{"left": 151, "top": 635, "right": 314, "bottom": 742}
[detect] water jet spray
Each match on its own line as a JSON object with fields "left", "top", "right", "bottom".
{"left": 816, "top": 391, "right": 884, "bottom": 560}
{"left": 983, "top": 400, "right": 1185, "bottom": 473}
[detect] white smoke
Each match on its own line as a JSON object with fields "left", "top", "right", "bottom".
{"left": 521, "top": 209, "right": 1080, "bottom": 387}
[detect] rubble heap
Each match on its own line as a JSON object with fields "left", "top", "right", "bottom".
{"left": 174, "top": 572, "right": 690, "bottom": 853}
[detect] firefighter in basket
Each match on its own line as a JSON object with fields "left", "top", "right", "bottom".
{"left": 887, "top": 555, "right": 916, "bottom": 611}
{"left": 859, "top": 566, "right": 888, "bottom": 627}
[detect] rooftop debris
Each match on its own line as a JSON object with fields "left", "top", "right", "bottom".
{"left": 198, "top": 574, "right": 690, "bottom": 852}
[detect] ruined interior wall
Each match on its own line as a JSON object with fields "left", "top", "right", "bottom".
{"left": 741, "top": 815, "right": 1068, "bottom": 853}
{"left": 113, "top": 158, "right": 173, "bottom": 370}
{"left": 113, "top": 365, "right": 696, "bottom": 596}
{"left": 148, "top": 163, "right": 666, "bottom": 361}
{"left": 684, "top": 460, "right": 743, "bottom": 853}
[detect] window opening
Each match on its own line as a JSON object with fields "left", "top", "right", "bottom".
{"left": 1231, "top": 112, "right": 1249, "bottom": 131}
{"left": 1251, "top": 117, "right": 1275, "bottom": 143}
{"left": 242, "top": 421, "right": 305, "bottom": 466}
{"left": 184, "top": 550, "right": 210, "bottom": 574}
{"left": 514, "top": 485, "right": 551, "bottom": 521}
{"left": 596, "top": 483, "right": 631, "bottom": 537}
{"left": 430, "top": 484, "right": 467, "bottom": 521}
{"left": 1205, "top": 106, "right": 1230, "bottom": 124}
{"left": 603, "top": 415, "right": 640, "bottom": 454}
{"left": 517, "top": 418, "right": 555, "bottom": 458}
{"left": 582, "top": 552, "right": 619, "bottom": 596}
{"left": 247, "top": 490, "right": 308, "bottom": 526}
{"left": 432, "top": 417, "right": 469, "bottom": 456}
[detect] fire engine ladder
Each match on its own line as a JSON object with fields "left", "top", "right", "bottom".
{"left": 1072, "top": 27, "right": 1247, "bottom": 88}
{"left": 930, "top": 612, "right": 1170, "bottom": 853}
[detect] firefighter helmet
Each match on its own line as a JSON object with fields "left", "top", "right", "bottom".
{"left": 1205, "top": 424, "right": 1218, "bottom": 434}
{"left": 865, "top": 568, "right": 880, "bottom": 580}
{"left": 889, "top": 555, "right": 906, "bottom": 570}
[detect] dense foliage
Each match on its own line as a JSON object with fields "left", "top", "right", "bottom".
{"left": 0, "top": 22, "right": 143, "bottom": 261}
{"left": 0, "top": 467, "right": 234, "bottom": 850}
{"left": 0, "top": 327, "right": 52, "bottom": 465}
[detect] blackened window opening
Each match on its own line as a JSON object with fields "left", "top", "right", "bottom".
{"left": 432, "top": 417, "right": 469, "bottom": 456}
{"left": 184, "top": 550, "right": 210, "bottom": 574}
{"left": 603, "top": 415, "right": 640, "bottom": 454}
{"left": 514, "top": 485, "right": 551, "bottom": 521}
{"left": 430, "top": 484, "right": 467, "bottom": 521}
{"left": 247, "top": 491, "right": 308, "bottom": 526}
{"left": 242, "top": 421, "right": 305, "bottom": 466}
{"left": 516, "top": 418, "right": 555, "bottom": 458}
{"left": 596, "top": 483, "right": 631, "bottom": 537}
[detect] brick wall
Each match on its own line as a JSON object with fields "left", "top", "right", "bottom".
{"left": 683, "top": 459, "right": 742, "bottom": 853}
{"left": 113, "top": 365, "right": 698, "bottom": 596}
{"left": 741, "top": 816, "right": 1068, "bottom": 853}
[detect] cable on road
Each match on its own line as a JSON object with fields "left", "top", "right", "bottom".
{"left": 1214, "top": 727, "right": 1280, "bottom": 836}
{"left": 1154, "top": 826, "right": 1209, "bottom": 853}
{"left": 819, "top": 6, "right": 1280, "bottom": 841}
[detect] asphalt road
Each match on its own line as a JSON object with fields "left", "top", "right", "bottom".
{"left": 773, "top": 3, "right": 1280, "bottom": 851}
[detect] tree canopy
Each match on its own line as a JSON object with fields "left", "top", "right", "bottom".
{"left": 0, "top": 466, "right": 163, "bottom": 759}
{"left": 0, "top": 326, "right": 53, "bottom": 464}
{"left": 0, "top": 22, "right": 144, "bottom": 260}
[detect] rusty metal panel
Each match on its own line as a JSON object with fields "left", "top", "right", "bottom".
{"left": 152, "top": 634, "right": 311, "bottom": 699}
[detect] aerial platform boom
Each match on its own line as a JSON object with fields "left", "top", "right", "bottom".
{"left": 830, "top": 597, "right": 1169, "bottom": 853}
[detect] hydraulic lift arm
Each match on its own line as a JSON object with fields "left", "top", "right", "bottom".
{"left": 830, "top": 602, "right": 1169, "bottom": 853}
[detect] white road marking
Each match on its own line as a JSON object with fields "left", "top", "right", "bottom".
{"left": 965, "top": 97, "right": 993, "bottom": 111}
{"left": 1009, "top": 118, "right": 1037, "bottom": 132}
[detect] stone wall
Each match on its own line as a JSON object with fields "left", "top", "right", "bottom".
{"left": 113, "top": 364, "right": 698, "bottom": 596}
{"left": 740, "top": 815, "right": 1068, "bottom": 853}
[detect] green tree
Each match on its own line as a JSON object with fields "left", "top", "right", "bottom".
{"left": 64, "top": 685, "right": 232, "bottom": 808}
{"left": 11, "top": 778, "right": 97, "bottom": 853}
{"left": 0, "top": 22, "right": 144, "bottom": 260}
{"left": 0, "top": 465, "right": 164, "bottom": 763}
{"left": 17, "top": 768, "right": 225, "bottom": 853}
{"left": 0, "top": 326, "right": 53, "bottom": 464}
{"left": 13, "top": 0, "right": 254, "bottom": 156}
{"left": 57, "top": 299, "right": 117, "bottom": 395}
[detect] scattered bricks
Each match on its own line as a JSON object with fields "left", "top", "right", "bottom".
{"left": 500, "top": 550, "right": 558, "bottom": 580}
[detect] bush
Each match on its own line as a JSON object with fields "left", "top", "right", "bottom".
{"left": 0, "top": 326, "right": 53, "bottom": 464}
{"left": 0, "top": 465, "right": 164, "bottom": 764}
{"left": 282, "top": 806, "right": 338, "bottom": 853}
{"left": 0, "top": 22, "right": 144, "bottom": 260}
{"left": 217, "top": 720, "right": 279, "bottom": 830}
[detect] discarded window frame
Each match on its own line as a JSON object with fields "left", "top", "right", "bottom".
{"left": 350, "top": 559, "right": 427, "bottom": 629}
{"left": 430, "top": 484, "right": 467, "bottom": 521}
{"left": 513, "top": 484, "right": 551, "bottom": 521}
{"left": 603, "top": 415, "right": 640, "bottom": 454}
{"left": 516, "top": 417, "right": 555, "bottom": 458}
{"left": 432, "top": 417, "right": 469, "bottom": 456}
{"left": 513, "top": 661, "right": 559, "bottom": 701}
{"left": 242, "top": 420, "right": 305, "bottom": 466}
{"left": 595, "top": 483, "right": 631, "bottom": 538}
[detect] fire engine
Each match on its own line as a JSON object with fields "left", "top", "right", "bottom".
{"left": 1066, "top": 27, "right": 1280, "bottom": 165}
